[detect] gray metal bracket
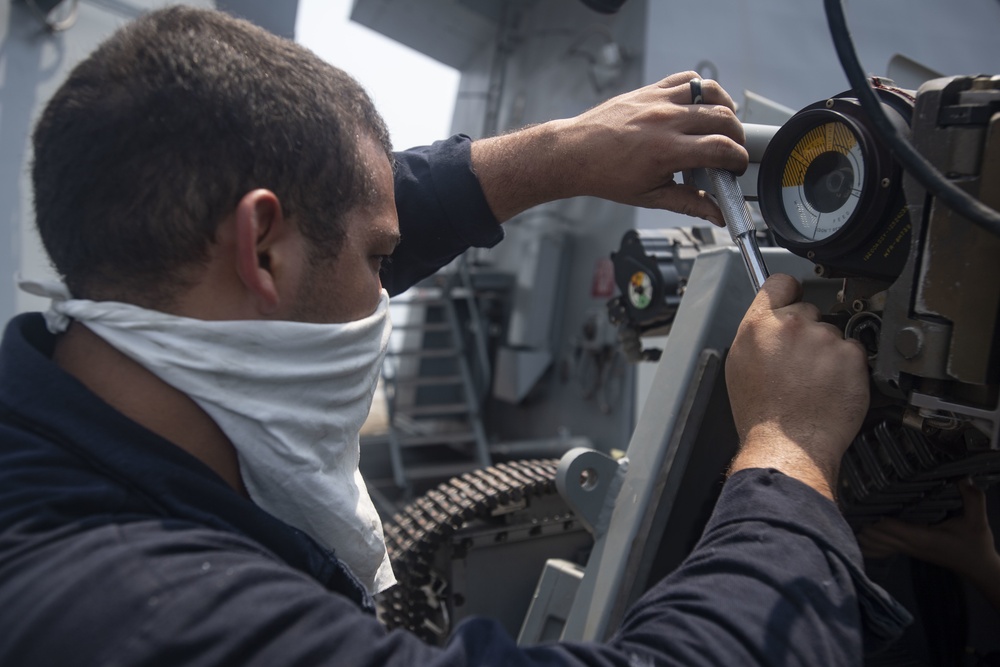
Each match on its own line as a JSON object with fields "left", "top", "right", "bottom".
{"left": 555, "top": 447, "right": 627, "bottom": 539}
{"left": 559, "top": 246, "right": 820, "bottom": 642}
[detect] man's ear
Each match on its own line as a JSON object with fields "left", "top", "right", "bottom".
{"left": 233, "top": 189, "right": 289, "bottom": 315}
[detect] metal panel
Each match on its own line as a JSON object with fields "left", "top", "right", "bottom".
{"left": 218, "top": 0, "right": 300, "bottom": 38}
{"left": 350, "top": 0, "right": 510, "bottom": 69}
{"left": 559, "top": 247, "right": 822, "bottom": 641}
{"left": 1, "top": 0, "right": 297, "bottom": 322}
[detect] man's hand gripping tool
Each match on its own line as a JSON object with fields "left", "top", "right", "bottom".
{"left": 689, "top": 78, "right": 769, "bottom": 292}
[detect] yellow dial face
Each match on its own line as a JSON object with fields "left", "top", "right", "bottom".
{"left": 780, "top": 120, "right": 865, "bottom": 242}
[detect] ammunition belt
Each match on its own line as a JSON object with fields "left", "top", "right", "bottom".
{"left": 376, "top": 458, "right": 560, "bottom": 640}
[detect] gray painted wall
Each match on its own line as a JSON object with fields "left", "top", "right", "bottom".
{"left": 0, "top": 0, "right": 297, "bottom": 321}
{"left": 441, "top": 1, "right": 651, "bottom": 451}
{"left": 353, "top": 0, "right": 1000, "bottom": 451}
{"left": 634, "top": 0, "right": 1000, "bottom": 232}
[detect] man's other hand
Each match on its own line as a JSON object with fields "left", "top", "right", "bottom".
{"left": 725, "top": 274, "right": 870, "bottom": 500}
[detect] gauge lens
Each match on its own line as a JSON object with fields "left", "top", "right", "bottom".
{"left": 780, "top": 121, "right": 865, "bottom": 242}
{"left": 628, "top": 271, "right": 652, "bottom": 309}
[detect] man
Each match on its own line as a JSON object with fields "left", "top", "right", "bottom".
{"left": 0, "top": 5, "right": 907, "bottom": 665}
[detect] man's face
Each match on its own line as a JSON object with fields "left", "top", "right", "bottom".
{"left": 290, "top": 136, "right": 400, "bottom": 324}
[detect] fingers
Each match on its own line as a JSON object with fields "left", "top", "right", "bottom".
{"left": 658, "top": 72, "right": 744, "bottom": 142}
{"left": 653, "top": 95, "right": 746, "bottom": 173}
{"left": 865, "top": 518, "right": 924, "bottom": 542}
{"left": 652, "top": 71, "right": 747, "bottom": 163}
{"left": 857, "top": 528, "right": 905, "bottom": 559}
{"left": 724, "top": 267, "right": 870, "bottom": 495}
{"left": 673, "top": 132, "right": 749, "bottom": 175}
{"left": 860, "top": 543, "right": 900, "bottom": 560}
{"left": 561, "top": 70, "right": 748, "bottom": 212}
{"left": 746, "top": 274, "right": 803, "bottom": 318}
{"left": 858, "top": 520, "right": 924, "bottom": 557}
{"left": 745, "top": 278, "right": 854, "bottom": 351}
{"left": 656, "top": 71, "right": 737, "bottom": 112}
{"left": 694, "top": 78, "right": 737, "bottom": 111}
{"left": 645, "top": 183, "right": 725, "bottom": 226}
{"left": 958, "top": 478, "right": 989, "bottom": 525}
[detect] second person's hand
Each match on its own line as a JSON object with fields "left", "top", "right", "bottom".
{"left": 726, "top": 274, "right": 870, "bottom": 501}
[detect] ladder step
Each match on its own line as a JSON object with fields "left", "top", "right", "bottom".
{"left": 381, "top": 268, "right": 494, "bottom": 492}
{"left": 401, "top": 460, "right": 485, "bottom": 482}
{"left": 394, "top": 403, "right": 470, "bottom": 417}
{"left": 387, "top": 348, "right": 459, "bottom": 358}
{"left": 391, "top": 295, "right": 448, "bottom": 307}
{"left": 397, "top": 431, "right": 477, "bottom": 447}
{"left": 390, "top": 322, "right": 452, "bottom": 332}
{"left": 390, "top": 374, "right": 463, "bottom": 387}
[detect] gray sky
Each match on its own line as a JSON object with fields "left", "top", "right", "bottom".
{"left": 295, "top": 0, "right": 460, "bottom": 151}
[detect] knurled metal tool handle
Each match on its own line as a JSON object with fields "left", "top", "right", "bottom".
{"left": 688, "top": 77, "right": 769, "bottom": 292}
{"left": 705, "top": 168, "right": 770, "bottom": 292}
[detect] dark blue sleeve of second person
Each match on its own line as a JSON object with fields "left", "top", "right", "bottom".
{"left": 596, "top": 469, "right": 913, "bottom": 666}
{"left": 384, "top": 135, "right": 505, "bottom": 296}
{"left": 433, "top": 469, "right": 912, "bottom": 667}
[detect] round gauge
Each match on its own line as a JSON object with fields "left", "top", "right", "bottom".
{"left": 627, "top": 271, "right": 653, "bottom": 309}
{"left": 780, "top": 120, "right": 866, "bottom": 242}
{"left": 757, "top": 87, "right": 914, "bottom": 281}
{"left": 760, "top": 106, "right": 887, "bottom": 252}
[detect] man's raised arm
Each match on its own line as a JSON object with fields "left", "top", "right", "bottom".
{"left": 470, "top": 71, "right": 748, "bottom": 225}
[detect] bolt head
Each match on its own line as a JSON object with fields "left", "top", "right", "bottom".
{"left": 894, "top": 326, "right": 923, "bottom": 359}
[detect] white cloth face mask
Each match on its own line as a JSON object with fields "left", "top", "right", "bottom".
{"left": 22, "top": 279, "right": 396, "bottom": 595}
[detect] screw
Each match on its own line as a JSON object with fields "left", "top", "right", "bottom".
{"left": 894, "top": 326, "right": 923, "bottom": 359}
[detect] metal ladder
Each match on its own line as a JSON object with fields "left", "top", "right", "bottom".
{"left": 380, "top": 260, "right": 493, "bottom": 496}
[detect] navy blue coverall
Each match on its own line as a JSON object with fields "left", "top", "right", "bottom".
{"left": 0, "top": 136, "right": 909, "bottom": 665}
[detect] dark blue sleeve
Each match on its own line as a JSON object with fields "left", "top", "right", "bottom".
{"left": 427, "top": 469, "right": 911, "bottom": 666}
{"left": 598, "top": 469, "right": 912, "bottom": 666}
{"left": 1, "top": 472, "right": 908, "bottom": 666}
{"left": 383, "top": 135, "right": 504, "bottom": 296}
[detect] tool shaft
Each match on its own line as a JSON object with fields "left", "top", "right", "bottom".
{"left": 704, "top": 167, "right": 769, "bottom": 291}
{"left": 688, "top": 77, "right": 769, "bottom": 292}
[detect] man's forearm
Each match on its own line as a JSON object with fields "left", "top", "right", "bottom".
{"left": 612, "top": 469, "right": 892, "bottom": 665}
{"left": 728, "top": 429, "right": 840, "bottom": 501}
{"left": 468, "top": 72, "right": 749, "bottom": 225}
{"left": 724, "top": 275, "right": 868, "bottom": 505}
{"left": 470, "top": 121, "right": 575, "bottom": 222}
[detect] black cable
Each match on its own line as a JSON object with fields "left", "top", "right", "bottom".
{"left": 824, "top": 0, "right": 1000, "bottom": 237}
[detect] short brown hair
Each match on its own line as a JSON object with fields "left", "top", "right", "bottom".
{"left": 32, "top": 5, "right": 391, "bottom": 306}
